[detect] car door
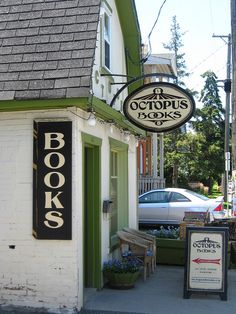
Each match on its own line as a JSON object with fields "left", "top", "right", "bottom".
{"left": 168, "top": 191, "right": 191, "bottom": 223}
{"left": 139, "top": 191, "right": 169, "bottom": 224}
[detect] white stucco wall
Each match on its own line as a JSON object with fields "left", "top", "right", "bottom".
{"left": 0, "top": 107, "right": 138, "bottom": 312}
{"left": 0, "top": 110, "right": 80, "bottom": 312}
{"left": 0, "top": 0, "right": 140, "bottom": 310}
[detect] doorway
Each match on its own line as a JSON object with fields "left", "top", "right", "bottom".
{"left": 83, "top": 135, "right": 101, "bottom": 290}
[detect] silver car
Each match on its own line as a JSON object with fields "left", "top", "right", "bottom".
{"left": 138, "top": 188, "right": 225, "bottom": 225}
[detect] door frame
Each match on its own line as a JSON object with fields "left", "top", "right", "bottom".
{"left": 82, "top": 133, "right": 102, "bottom": 289}
{"left": 109, "top": 138, "right": 129, "bottom": 250}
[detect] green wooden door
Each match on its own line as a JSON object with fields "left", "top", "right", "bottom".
{"left": 83, "top": 135, "right": 101, "bottom": 289}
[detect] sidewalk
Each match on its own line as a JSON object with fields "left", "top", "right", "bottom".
{"left": 82, "top": 265, "right": 236, "bottom": 314}
{"left": 1, "top": 266, "right": 236, "bottom": 314}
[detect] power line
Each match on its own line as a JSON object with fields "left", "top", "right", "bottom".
{"left": 189, "top": 43, "right": 226, "bottom": 72}
{"left": 141, "top": 0, "right": 167, "bottom": 62}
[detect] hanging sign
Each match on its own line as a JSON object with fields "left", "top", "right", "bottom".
{"left": 183, "top": 226, "right": 228, "bottom": 300}
{"left": 33, "top": 120, "right": 72, "bottom": 240}
{"left": 123, "top": 82, "right": 195, "bottom": 132}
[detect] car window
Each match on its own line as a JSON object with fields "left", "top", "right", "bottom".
{"left": 139, "top": 191, "right": 169, "bottom": 203}
{"left": 169, "top": 192, "right": 190, "bottom": 202}
{"left": 184, "top": 189, "right": 209, "bottom": 201}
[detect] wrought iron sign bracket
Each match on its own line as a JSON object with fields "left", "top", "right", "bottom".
{"left": 100, "top": 72, "right": 177, "bottom": 107}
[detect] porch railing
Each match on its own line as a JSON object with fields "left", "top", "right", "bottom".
{"left": 139, "top": 175, "right": 165, "bottom": 195}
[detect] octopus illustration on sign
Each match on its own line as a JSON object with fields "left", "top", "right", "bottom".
{"left": 123, "top": 82, "right": 195, "bottom": 132}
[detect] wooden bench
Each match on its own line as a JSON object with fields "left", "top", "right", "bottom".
{"left": 117, "top": 230, "right": 154, "bottom": 280}
{"left": 123, "top": 227, "right": 157, "bottom": 271}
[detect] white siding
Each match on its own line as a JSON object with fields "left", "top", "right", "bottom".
{"left": 0, "top": 110, "right": 79, "bottom": 311}
{"left": 0, "top": 108, "right": 138, "bottom": 311}
{"left": 92, "top": 0, "right": 128, "bottom": 111}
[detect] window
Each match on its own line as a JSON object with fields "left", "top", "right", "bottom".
{"left": 109, "top": 139, "right": 128, "bottom": 250}
{"left": 104, "top": 12, "right": 111, "bottom": 70}
{"left": 184, "top": 189, "right": 209, "bottom": 201}
{"left": 139, "top": 191, "right": 169, "bottom": 203}
{"left": 100, "top": 2, "right": 112, "bottom": 72}
{"left": 110, "top": 151, "right": 118, "bottom": 236}
{"left": 169, "top": 192, "right": 190, "bottom": 202}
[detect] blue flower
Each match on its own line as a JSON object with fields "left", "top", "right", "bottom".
{"left": 146, "top": 226, "right": 180, "bottom": 239}
{"left": 103, "top": 258, "right": 141, "bottom": 273}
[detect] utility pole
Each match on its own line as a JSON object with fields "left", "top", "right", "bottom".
{"left": 231, "top": 0, "right": 236, "bottom": 201}
{"left": 213, "top": 34, "right": 232, "bottom": 207}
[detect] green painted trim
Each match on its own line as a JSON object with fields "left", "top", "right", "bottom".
{"left": 82, "top": 134, "right": 102, "bottom": 289}
{"left": 109, "top": 137, "right": 128, "bottom": 150}
{"left": 0, "top": 97, "right": 88, "bottom": 112}
{"left": 115, "top": 0, "right": 143, "bottom": 91}
{"left": 117, "top": 148, "right": 129, "bottom": 228}
{"left": 109, "top": 138, "right": 129, "bottom": 250}
{"left": 91, "top": 96, "right": 146, "bottom": 136}
{"left": 0, "top": 95, "right": 146, "bottom": 137}
{"left": 81, "top": 132, "right": 103, "bottom": 146}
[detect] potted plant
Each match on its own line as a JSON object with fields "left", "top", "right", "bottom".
{"left": 146, "top": 226, "right": 185, "bottom": 265}
{"left": 103, "top": 258, "right": 141, "bottom": 289}
{"left": 146, "top": 226, "right": 232, "bottom": 267}
{"left": 146, "top": 226, "right": 180, "bottom": 239}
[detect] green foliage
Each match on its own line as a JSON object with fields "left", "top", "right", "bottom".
{"left": 195, "top": 71, "right": 225, "bottom": 131}
{"left": 162, "top": 18, "right": 224, "bottom": 192}
{"left": 163, "top": 15, "right": 190, "bottom": 86}
{"left": 163, "top": 129, "right": 189, "bottom": 186}
{"left": 189, "top": 71, "right": 225, "bottom": 191}
{"left": 164, "top": 70, "right": 225, "bottom": 191}
{"left": 163, "top": 15, "right": 198, "bottom": 187}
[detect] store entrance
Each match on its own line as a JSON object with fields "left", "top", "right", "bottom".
{"left": 83, "top": 144, "right": 101, "bottom": 289}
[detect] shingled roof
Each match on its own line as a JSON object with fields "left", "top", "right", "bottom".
{"left": 0, "top": 0, "right": 100, "bottom": 101}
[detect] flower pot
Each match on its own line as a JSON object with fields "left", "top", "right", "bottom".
{"left": 156, "top": 238, "right": 185, "bottom": 265}
{"left": 104, "top": 271, "right": 140, "bottom": 289}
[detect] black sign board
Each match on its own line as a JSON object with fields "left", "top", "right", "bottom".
{"left": 184, "top": 227, "right": 228, "bottom": 300}
{"left": 33, "top": 121, "right": 72, "bottom": 240}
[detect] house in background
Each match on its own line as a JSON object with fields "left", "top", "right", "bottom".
{"left": 138, "top": 53, "right": 177, "bottom": 194}
{"left": 0, "top": 0, "right": 144, "bottom": 312}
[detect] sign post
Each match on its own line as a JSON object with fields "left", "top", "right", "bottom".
{"left": 184, "top": 226, "right": 228, "bottom": 300}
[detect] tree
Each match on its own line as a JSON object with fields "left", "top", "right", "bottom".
{"left": 163, "top": 15, "right": 190, "bottom": 186}
{"left": 190, "top": 71, "right": 225, "bottom": 192}
{"left": 164, "top": 71, "right": 225, "bottom": 192}
{"left": 163, "top": 15, "right": 190, "bottom": 87}
{"left": 164, "top": 129, "right": 186, "bottom": 187}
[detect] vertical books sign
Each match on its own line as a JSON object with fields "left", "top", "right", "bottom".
{"left": 184, "top": 227, "right": 228, "bottom": 300}
{"left": 33, "top": 121, "right": 72, "bottom": 240}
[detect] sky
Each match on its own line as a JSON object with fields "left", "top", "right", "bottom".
{"left": 135, "top": 0, "right": 231, "bottom": 107}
